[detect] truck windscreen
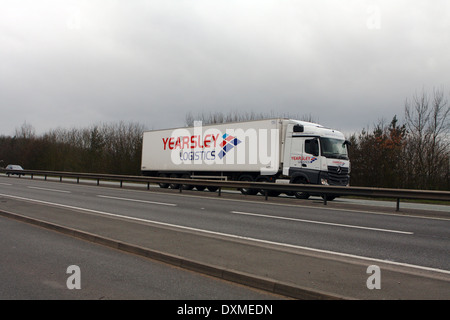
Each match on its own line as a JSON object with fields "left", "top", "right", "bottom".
{"left": 320, "top": 138, "right": 348, "bottom": 160}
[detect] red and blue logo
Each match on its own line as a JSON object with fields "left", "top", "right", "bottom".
{"left": 218, "top": 133, "right": 242, "bottom": 159}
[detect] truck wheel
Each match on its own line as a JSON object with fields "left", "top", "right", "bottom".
{"left": 293, "top": 177, "right": 310, "bottom": 199}
{"left": 295, "top": 192, "right": 310, "bottom": 199}
{"left": 207, "top": 186, "right": 218, "bottom": 192}
{"left": 238, "top": 175, "right": 258, "bottom": 195}
{"left": 256, "top": 176, "right": 280, "bottom": 197}
{"left": 158, "top": 173, "right": 169, "bottom": 188}
{"left": 195, "top": 186, "right": 206, "bottom": 191}
{"left": 180, "top": 174, "right": 193, "bottom": 190}
{"left": 169, "top": 174, "right": 180, "bottom": 189}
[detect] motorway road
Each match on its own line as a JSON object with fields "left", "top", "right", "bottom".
{"left": 0, "top": 214, "right": 281, "bottom": 300}
{"left": 0, "top": 175, "right": 449, "bottom": 299}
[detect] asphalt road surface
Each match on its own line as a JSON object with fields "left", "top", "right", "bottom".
{"left": 0, "top": 175, "right": 449, "bottom": 299}
{"left": 0, "top": 214, "right": 284, "bottom": 300}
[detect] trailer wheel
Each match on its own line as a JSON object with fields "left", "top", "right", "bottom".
{"left": 195, "top": 186, "right": 206, "bottom": 191}
{"left": 207, "top": 186, "right": 218, "bottom": 192}
{"left": 256, "top": 176, "right": 280, "bottom": 197}
{"left": 180, "top": 174, "right": 193, "bottom": 190}
{"left": 238, "top": 175, "right": 258, "bottom": 195}
{"left": 158, "top": 173, "right": 169, "bottom": 188}
{"left": 169, "top": 174, "right": 180, "bottom": 189}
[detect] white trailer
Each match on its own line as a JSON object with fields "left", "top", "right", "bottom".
{"left": 141, "top": 118, "right": 350, "bottom": 199}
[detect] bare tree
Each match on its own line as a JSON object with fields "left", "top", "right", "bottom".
{"left": 404, "top": 88, "right": 449, "bottom": 189}
{"left": 15, "top": 122, "right": 35, "bottom": 139}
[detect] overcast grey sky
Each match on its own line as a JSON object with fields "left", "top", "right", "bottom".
{"left": 1, "top": 0, "right": 449, "bottom": 136}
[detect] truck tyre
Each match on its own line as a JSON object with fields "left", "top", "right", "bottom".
{"left": 292, "top": 177, "right": 310, "bottom": 200}
{"left": 207, "top": 186, "right": 219, "bottom": 192}
{"left": 180, "top": 174, "right": 193, "bottom": 190}
{"left": 158, "top": 173, "right": 169, "bottom": 188}
{"left": 195, "top": 186, "right": 206, "bottom": 191}
{"left": 256, "top": 176, "right": 280, "bottom": 197}
{"left": 322, "top": 194, "right": 336, "bottom": 201}
{"left": 295, "top": 191, "right": 310, "bottom": 199}
{"left": 238, "top": 175, "right": 258, "bottom": 195}
{"left": 268, "top": 190, "right": 281, "bottom": 197}
{"left": 169, "top": 173, "right": 180, "bottom": 189}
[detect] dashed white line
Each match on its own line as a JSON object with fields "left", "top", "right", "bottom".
{"left": 231, "top": 211, "right": 414, "bottom": 235}
{"left": 97, "top": 195, "right": 177, "bottom": 207}
{"left": 27, "top": 186, "right": 71, "bottom": 193}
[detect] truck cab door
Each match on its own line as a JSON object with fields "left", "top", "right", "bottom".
{"left": 284, "top": 137, "right": 321, "bottom": 177}
{"left": 288, "top": 137, "right": 304, "bottom": 169}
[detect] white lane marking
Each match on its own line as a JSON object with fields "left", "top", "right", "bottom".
{"left": 231, "top": 211, "right": 414, "bottom": 235}
{"left": 116, "top": 187, "right": 450, "bottom": 221}
{"left": 97, "top": 195, "right": 177, "bottom": 207}
{"left": 27, "top": 186, "right": 71, "bottom": 193}
{"left": 8, "top": 174, "right": 447, "bottom": 220}
{"left": 0, "top": 192, "right": 448, "bottom": 275}
{"left": 0, "top": 183, "right": 13, "bottom": 186}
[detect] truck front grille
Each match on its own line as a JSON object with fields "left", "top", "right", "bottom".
{"left": 327, "top": 166, "right": 349, "bottom": 186}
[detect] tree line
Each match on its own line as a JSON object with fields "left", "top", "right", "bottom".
{"left": 349, "top": 89, "right": 449, "bottom": 190}
{"left": 0, "top": 90, "right": 448, "bottom": 190}
{"left": 0, "top": 122, "right": 145, "bottom": 176}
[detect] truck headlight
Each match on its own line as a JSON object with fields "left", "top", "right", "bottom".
{"left": 321, "top": 178, "right": 329, "bottom": 185}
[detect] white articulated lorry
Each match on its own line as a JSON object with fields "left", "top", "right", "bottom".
{"left": 141, "top": 118, "right": 350, "bottom": 200}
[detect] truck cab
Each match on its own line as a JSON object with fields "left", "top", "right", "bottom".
{"left": 281, "top": 121, "right": 350, "bottom": 199}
